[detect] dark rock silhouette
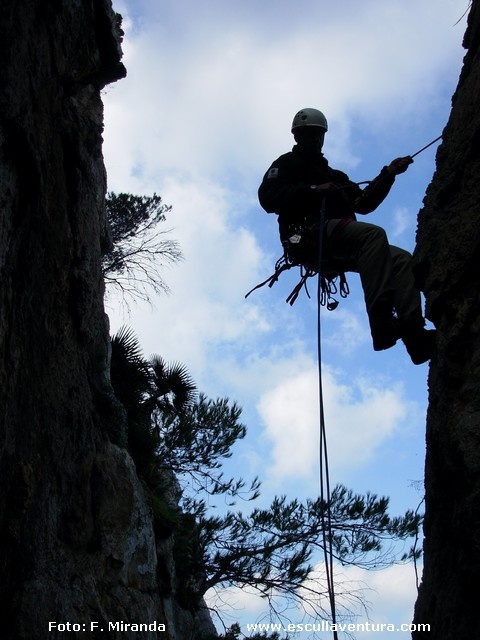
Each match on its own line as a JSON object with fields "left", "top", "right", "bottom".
{"left": 412, "top": 1, "right": 480, "bottom": 638}
{"left": 0, "top": 1, "right": 215, "bottom": 638}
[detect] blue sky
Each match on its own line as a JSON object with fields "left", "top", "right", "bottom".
{"left": 102, "top": 0, "right": 467, "bottom": 636}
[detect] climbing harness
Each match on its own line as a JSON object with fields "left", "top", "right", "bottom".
{"left": 245, "top": 208, "right": 350, "bottom": 309}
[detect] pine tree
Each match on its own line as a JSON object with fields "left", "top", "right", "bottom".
{"left": 110, "top": 328, "right": 421, "bottom": 619}
{"left": 103, "top": 192, "right": 182, "bottom": 303}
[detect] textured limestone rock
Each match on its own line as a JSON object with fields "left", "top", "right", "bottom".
{"left": 412, "top": 1, "right": 480, "bottom": 638}
{"left": 0, "top": 2, "right": 215, "bottom": 638}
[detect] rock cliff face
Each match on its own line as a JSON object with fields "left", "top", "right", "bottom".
{"left": 0, "top": 2, "right": 215, "bottom": 639}
{"left": 412, "top": 1, "right": 480, "bottom": 638}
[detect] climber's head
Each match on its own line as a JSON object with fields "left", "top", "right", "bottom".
{"left": 291, "top": 108, "right": 328, "bottom": 153}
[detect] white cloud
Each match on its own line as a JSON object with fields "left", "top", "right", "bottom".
{"left": 323, "top": 304, "right": 371, "bottom": 354}
{"left": 107, "top": 176, "right": 271, "bottom": 372}
{"left": 104, "top": 0, "right": 465, "bottom": 185}
{"left": 204, "top": 561, "right": 420, "bottom": 637}
{"left": 258, "top": 365, "right": 409, "bottom": 483}
{"left": 391, "top": 206, "right": 413, "bottom": 239}
{"left": 334, "top": 563, "right": 421, "bottom": 635}
{"left": 295, "top": 561, "right": 420, "bottom": 635}
{"left": 205, "top": 584, "right": 269, "bottom": 623}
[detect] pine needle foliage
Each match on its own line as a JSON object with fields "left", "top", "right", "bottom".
{"left": 103, "top": 192, "right": 183, "bottom": 304}
{"left": 189, "top": 486, "right": 419, "bottom": 601}
{"left": 153, "top": 394, "right": 261, "bottom": 502}
{"left": 204, "top": 623, "right": 286, "bottom": 640}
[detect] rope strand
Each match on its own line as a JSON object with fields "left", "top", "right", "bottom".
{"left": 317, "top": 197, "right": 338, "bottom": 640}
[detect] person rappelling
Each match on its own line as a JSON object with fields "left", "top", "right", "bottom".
{"left": 258, "top": 107, "right": 436, "bottom": 365}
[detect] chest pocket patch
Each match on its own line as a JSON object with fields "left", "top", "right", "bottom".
{"left": 267, "top": 167, "right": 279, "bottom": 179}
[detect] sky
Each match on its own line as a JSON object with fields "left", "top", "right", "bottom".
{"left": 102, "top": 0, "right": 468, "bottom": 637}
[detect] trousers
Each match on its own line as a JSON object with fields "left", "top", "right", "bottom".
{"left": 324, "top": 220, "right": 421, "bottom": 320}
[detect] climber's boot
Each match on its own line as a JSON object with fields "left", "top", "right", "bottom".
{"left": 400, "top": 314, "right": 436, "bottom": 365}
{"left": 368, "top": 295, "right": 399, "bottom": 351}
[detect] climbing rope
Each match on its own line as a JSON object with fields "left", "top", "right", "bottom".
{"left": 338, "top": 134, "right": 443, "bottom": 191}
{"left": 410, "top": 134, "right": 442, "bottom": 159}
{"left": 316, "top": 197, "right": 339, "bottom": 640}
{"left": 311, "top": 135, "right": 442, "bottom": 636}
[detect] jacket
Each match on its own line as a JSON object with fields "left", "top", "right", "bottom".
{"left": 258, "top": 144, "right": 396, "bottom": 243}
